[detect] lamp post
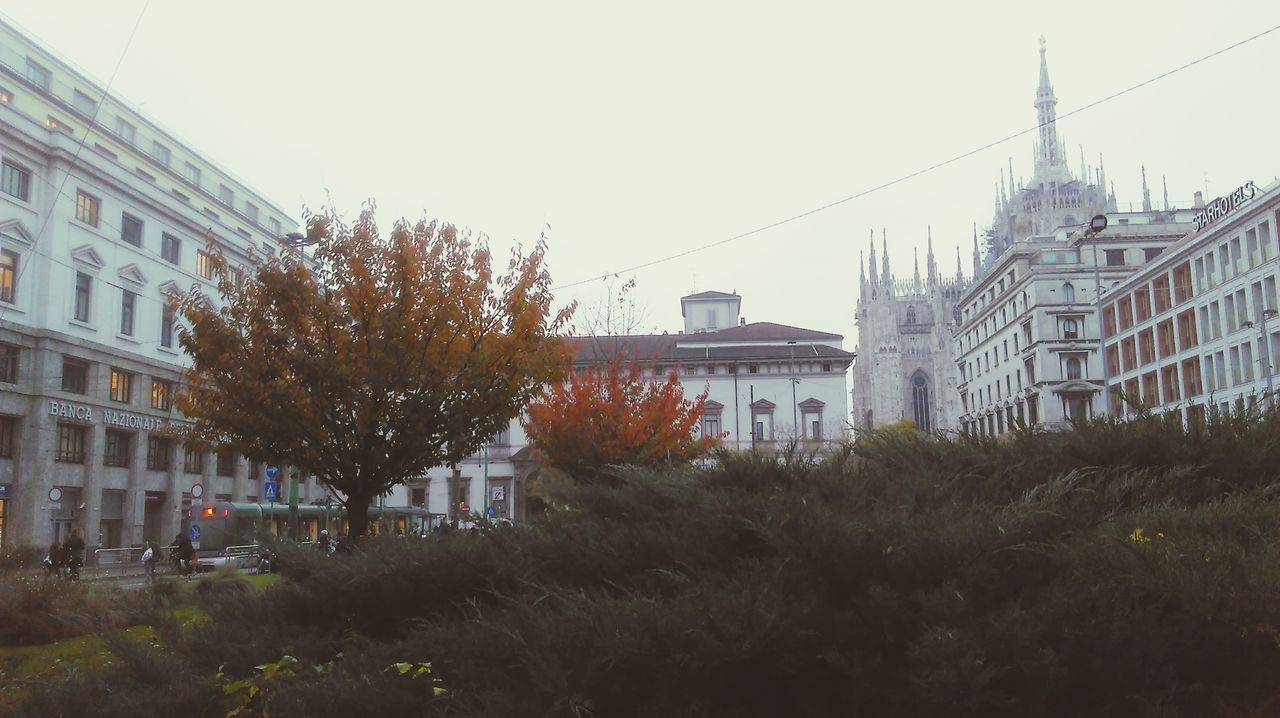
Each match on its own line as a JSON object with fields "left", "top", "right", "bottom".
{"left": 1082, "top": 214, "right": 1111, "bottom": 417}
{"left": 1259, "top": 307, "right": 1278, "bottom": 409}
{"left": 787, "top": 341, "right": 798, "bottom": 439}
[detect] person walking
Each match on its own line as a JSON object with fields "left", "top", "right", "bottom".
{"left": 140, "top": 540, "right": 158, "bottom": 584}
{"left": 44, "top": 539, "right": 62, "bottom": 578}
{"left": 64, "top": 527, "right": 86, "bottom": 581}
{"left": 318, "top": 529, "right": 332, "bottom": 555}
{"left": 175, "top": 533, "right": 197, "bottom": 579}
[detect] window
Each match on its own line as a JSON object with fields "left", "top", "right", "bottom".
{"left": 151, "top": 379, "right": 172, "bottom": 410}
{"left": 75, "top": 190, "right": 100, "bottom": 226}
{"left": 184, "top": 162, "right": 201, "bottom": 187}
{"left": 184, "top": 446, "right": 203, "bottom": 474}
{"left": 161, "top": 233, "right": 181, "bottom": 265}
{"left": 197, "top": 250, "right": 214, "bottom": 279}
{"left": 120, "top": 213, "right": 143, "bottom": 247}
{"left": 703, "top": 414, "right": 720, "bottom": 438}
{"left": 151, "top": 141, "right": 171, "bottom": 167}
{"left": 245, "top": 202, "right": 260, "bottom": 224}
{"left": 115, "top": 117, "right": 135, "bottom": 145}
{"left": 160, "top": 306, "right": 175, "bottom": 349}
{"left": 1061, "top": 283, "right": 1076, "bottom": 303}
{"left": 25, "top": 58, "right": 50, "bottom": 90}
{"left": 706, "top": 309, "right": 717, "bottom": 329}
{"left": 104, "top": 430, "right": 131, "bottom": 467}
{"left": 120, "top": 290, "right": 136, "bottom": 336}
{"left": 109, "top": 368, "right": 132, "bottom": 403}
{"left": 74, "top": 272, "right": 91, "bottom": 322}
{"left": 268, "top": 218, "right": 281, "bottom": 236}
{"left": 218, "top": 184, "right": 234, "bottom": 206}
{"left": 0, "top": 415, "right": 14, "bottom": 458}
{"left": 0, "top": 250, "right": 15, "bottom": 303}
{"left": 1065, "top": 357, "right": 1082, "bottom": 380}
{"left": 0, "top": 344, "right": 16, "bottom": 383}
{"left": 72, "top": 89, "right": 96, "bottom": 115}
{"left": 906, "top": 305, "right": 917, "bottom": 324}
{"left": 61, "top": 359, "right": 88, "bottom": 394}
{"left": 216, "top": 449, "right": 235, "bottom": 477}
{"left": 147, "top": 436, "right": 171, "bottom": 471}
{"left": 1105, "top": 249, "right": 1125, "bottom": 266}
{"left": 1144, "top": 248, "right": 1163, "bottom": 262}
{"left": 748, "top": 364, "right": 758, "bottom": 374}
{"left": 1, "top": 161, "right": 30, "bottom": 201}
{"left": 249, "top": 459, "right": 261, "bottom": 481}
{"left": 1062, "top": 318, "right": 1079, "bottom": 340}
{"left": 55, "top": 423, "right": 86, "bottom": 463}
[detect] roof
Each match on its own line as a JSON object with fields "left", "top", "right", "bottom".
{"left": 563, "top": 333, "right": 854, "bottom": 366}
{"left": 691, "top": 322, "right": 842, "bottom": 342}
{"left": 680, "top": 290, "right": 740, "bottom": 301}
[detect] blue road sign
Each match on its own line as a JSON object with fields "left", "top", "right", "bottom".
{"left": 189, "top": 524, "right": 201, "bottom": 540}
{"left": 265, "top": 465, "right": 281, "bottom": 481}
{"left": 485, "top": 506, "right": 496, "bottom": 516}
{"left": 264, "top": 482, "right": 278, "bottom": 501}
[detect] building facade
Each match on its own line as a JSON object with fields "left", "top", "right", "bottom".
{"left": 387, "top": 291, "right": 855, "bottom": 521}
{"left": 952, "top": 38, "right": 1197, "bottom": 435}
{"left": 1102, "top": 179, "right": 1279, "bottom": 420}
{"left": 851, "top": 230, "right": 968, "bottom": 432}
{"left": 0, "top": 20, "right": 328, "bottom": 550}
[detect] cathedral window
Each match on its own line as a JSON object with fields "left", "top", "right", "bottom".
{"left": 906, "top": 306, "right": 916, "bottom": 324}
{"left": 910, "top": 372, "right": 932, "bottom": 433}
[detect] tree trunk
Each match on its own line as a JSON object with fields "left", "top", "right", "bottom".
{"left": 346, "top": 496, "right": 371, "bottom": 538}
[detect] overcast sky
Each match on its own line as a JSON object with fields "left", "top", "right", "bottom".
{"left": 4, "top": 1, "right": 1279, "bottom": 347}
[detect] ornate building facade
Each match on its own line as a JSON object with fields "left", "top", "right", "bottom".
{"left": 851, "top": 229, "right": 968, "bottom": 432}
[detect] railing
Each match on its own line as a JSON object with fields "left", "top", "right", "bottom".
{"left": 89, "top": 545, "right": 173, "bottom": 579}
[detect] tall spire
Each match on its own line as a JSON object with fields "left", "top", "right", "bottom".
{"left": 956, "top": 246, "right": 963, "bottom": 282}
{"left": 880, "top": 231, "right": 891, "bottom": 285}
{"left": 1033, "top": 36, "right": 1066, "bottom": 183}
{"left": 926, "top": 225, "right": 937, "bottom": 287}
{"left": 1008, "top": 157, "right": 1016, "bottom": 198}
{"left": 1162, "top": 175, "right": 1170, "bottom": 211}
{"left": 859, "top": 250, "right": 866, "bottom": 300}
{"left": 913, "top": 247, "right": 921, "bottom": 290}
{"left": 1141, "top": 165, "right": 1152, "bottom": 212}
{"left": 868, "top": 229, "right": 877, "bottom": 288}
{"left": 972, "top": 223, "right": 981, "bottom": 276}
{"left": 1079, "top": 144, "right": 1087, "bottom": 181}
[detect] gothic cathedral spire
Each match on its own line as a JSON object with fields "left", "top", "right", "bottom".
{"left": 1141, "top": 165, "right": 1152, "bottom": 212}
{"left": 926, "top": 225, "right": 937, "bottom": 287}
{"left": 881, "top": 230, "right": 891, "bottom": 286}
{"left": 972, "top": 223, "right": 981, "bottom": 275}
{"left": 1033, "top": 36, "right": 1067, "bottom": 184}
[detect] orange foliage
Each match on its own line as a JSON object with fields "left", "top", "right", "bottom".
{"left": 523, "top": 354, "right": 719, "bottom": 479}
{"left": 174, "top": 206, "right": 574, "bottom": 536}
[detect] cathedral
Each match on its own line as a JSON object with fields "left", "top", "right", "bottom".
{"left": 851, "top": 228, "right": 969, "bottom": 432}
{"left": 852, "top": 37, "right": 1159, "bottom": 434}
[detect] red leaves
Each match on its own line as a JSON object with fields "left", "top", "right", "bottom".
{"left": 523, "top": 353, "right": 718, "bottom": 479}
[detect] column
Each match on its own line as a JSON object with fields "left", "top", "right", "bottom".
{"left": 233, "top": 454, "right": 249, "bottom": 502}
{"left": 122, "top": 428, "right": 147, "bottom": 547}
{"left": 165, "top": 442, "right": 184, "bottom": 542}
{"left": 18, "top": 389, "right": 57, "bottom": 548}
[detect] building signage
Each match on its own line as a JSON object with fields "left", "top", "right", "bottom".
{"left": 48, "top": 401, "right": 167, "bottom": 430}
{"left": 1193, "top": 180, "right": 1258, "bottom": 231}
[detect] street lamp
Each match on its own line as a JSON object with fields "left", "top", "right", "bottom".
{"left": 1256, "top": 307, "right": 1278, "bottom": 409}
{"left": 1080, "top": 214, "right": 1111, "bottom": 417}
{"left": 787, "top": 341, "right": 798, "bottom": 440}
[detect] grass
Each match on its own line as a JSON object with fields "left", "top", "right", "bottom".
{"left": 0, "top": 570, "right": 274, "bottom": 707}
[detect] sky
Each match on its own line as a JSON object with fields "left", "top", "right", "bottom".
{"left": 3, "top": 1, "right": 1279, "bottom": 348}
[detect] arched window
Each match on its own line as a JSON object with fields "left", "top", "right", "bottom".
{"left": 911, "top": 372, "right": 932, "bottom": 433}
{"left": 1062, "top": 283, "right": 1076, "bottom": 303}
{"left": 906, "top": 305, "right": 916, "bottom": 324}
{"left": 1065, "top": 357, "right": 1082, "bottom": 380}
{"left": 1062, "top": 318, "right": 1079, "bottom": 339}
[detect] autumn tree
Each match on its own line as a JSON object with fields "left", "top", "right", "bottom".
{"left": 523, "top": 354, "right": 718, "bottom": 480}
{"left": 175, "top": 206, "right": 573, "bottom": 537}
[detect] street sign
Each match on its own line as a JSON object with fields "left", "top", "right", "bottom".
{"left": 485, "top": 506, "right": 496, "bottom": 517}
{"left": 459, "top": 502, "right": 470, "bottom": 514}
{"left": 191, "top": 483, "right": 204, "bottom": 499}
{"left": 189, "top": 524, "right": 201, "bottom": 540}
{"left": 264, "top": 482, "right": 278, "bottom": 501}
{"left": 48, "top": 487, "right": 63, "bottom": 502}
{"left": 266, "top": 465, "right": 281, "bottom": 481}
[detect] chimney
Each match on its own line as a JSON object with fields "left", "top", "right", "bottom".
{"left": 1193, "top": 191, "right": 1205, "bottom": 208}
{"left": 739, "top": 317, "right": 746, "bottom": 326}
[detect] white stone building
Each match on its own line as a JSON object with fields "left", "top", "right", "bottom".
{"left": 952, "top": 38, "right": 1198, "bottom": 435}
{"left": 850, "top": 230, "right": 968, "bottom": 432}
{"left": 0, "top": 19, "right": 325, "bottom": 550}
{"left": 387, "top": 291, "right": 854, "bottom": 521}
{"left": 1102, "top": 179, "right": 1279, "bottom": 420}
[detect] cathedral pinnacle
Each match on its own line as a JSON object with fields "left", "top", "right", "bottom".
{"left": 913, "top": 247, "right": 921, "bottom": 290}
{"left": 972, "top": 223, "right": 981, "bottom": 275}
{"left": 868, "top": 229, "right": 877, "bottom": 288}
{"left": 1163, "top": 175, "right": 1170, "bottom": 212}
{"left": 1141, "top": 165, "right": 1152, "bottom": 212}
{"left": 926, "top": 225, "right": 937, "bottom": 287}
{"left": 881, "top": 231, "right": 891, "bottom": 286}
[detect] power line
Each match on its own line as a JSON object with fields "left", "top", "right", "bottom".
{"left": 0, "top": 0, "right": 151, "bottom": 322}
{"left": 552, "top": 22, "right": 1280, "bottom": 292}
